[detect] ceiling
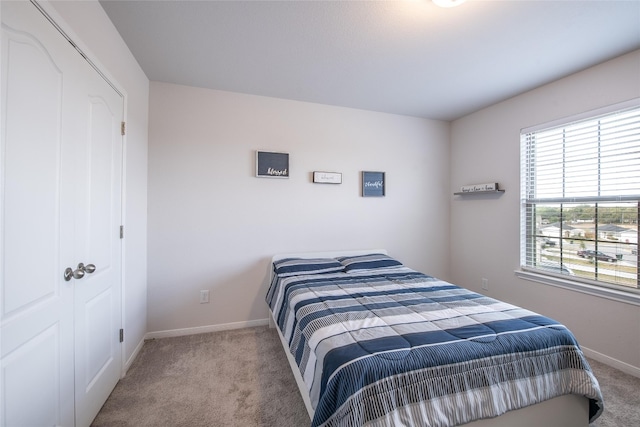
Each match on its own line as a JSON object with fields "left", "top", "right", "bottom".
{"left": 99, "top": 0, "right": 640, "bottom": 121}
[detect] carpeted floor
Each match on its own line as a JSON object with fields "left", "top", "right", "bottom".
{"left": 92, "top": 326, "right": 639, "bottom": 427}
{"left": 92, "top": 326, "right": 309, "bottom": 427}
{"left": 586, "top": 357, "right": 640, "bottom": 427}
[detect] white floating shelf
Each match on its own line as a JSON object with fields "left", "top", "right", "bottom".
{"left": 454, "top": 190, "right": 505, "bottom": 195}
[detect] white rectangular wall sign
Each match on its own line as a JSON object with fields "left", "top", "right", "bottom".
{"left": 313, "top": 171, "right": 342, "bottom": 184}
{"left": 460, "top": 182, "right": 498, "bottom": 193}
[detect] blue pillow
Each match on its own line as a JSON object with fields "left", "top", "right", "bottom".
{"left": 336, "top": 253, "right": 404, "bottom": 273}
{"left": 273, "top": 258, "right": 344, "bottom": 277}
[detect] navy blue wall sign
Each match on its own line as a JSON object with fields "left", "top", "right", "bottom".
{"left": 256, "top": 151, "right": 289, "bottom": 178}
{"left": 362, "top": 171, "right": 385, "bottom": 197}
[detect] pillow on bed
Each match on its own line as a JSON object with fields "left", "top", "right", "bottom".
{"left": 273, "top": 258, "right": 345, "bottom": 277}
{"left": 336, "top": 253, "right": 404, "bottom": 273}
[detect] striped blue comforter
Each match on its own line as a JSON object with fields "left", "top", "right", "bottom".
{"left": 266, "top": 266, "right": 604, "bottom": 427}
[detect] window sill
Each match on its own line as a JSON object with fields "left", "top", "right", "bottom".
{"left": 515, "top": 269, "right": 640, "bottom": 307}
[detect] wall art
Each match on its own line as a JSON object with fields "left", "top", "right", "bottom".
{"left": 313, "top": 171, "right": 342, "bottom": 184}
{"left": 256, "top": 151, "right": 289, "bottom": 178}
{"left": 362, "top": 171, "right": 385, "bottom": 197}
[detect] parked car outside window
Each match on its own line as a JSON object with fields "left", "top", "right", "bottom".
{"left": 542, "top": 239, "right": 556, "bottom": 247}
{"left": 576, "top": 249, "right": 617, "bottom": 262}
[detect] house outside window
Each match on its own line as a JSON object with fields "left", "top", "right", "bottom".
{"left": 520, "top": 99, "right": 639, "bottom": 298}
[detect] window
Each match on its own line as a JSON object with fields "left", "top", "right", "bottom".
{"left": 520, "top": 100, "right": 639, "bottom": 297}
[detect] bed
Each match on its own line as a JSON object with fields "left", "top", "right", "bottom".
{"left": 266, "top": 250, "right": 604, "bottom": 427}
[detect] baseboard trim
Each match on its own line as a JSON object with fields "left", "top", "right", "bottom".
{"left": 582, "top": 346, "right": 640, "bottom": 379}
{"left": 145, "top": 318, "right": 270, "bottom": 340}
{"left": 122, "top": 337, "right": 145, "bottom": 376}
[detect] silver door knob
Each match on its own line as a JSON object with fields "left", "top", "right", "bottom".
{"left": 63, "top": 262, "right": 96, "bottom": 281}
{"left": 64, "top": 264, "right": 85, "bottom": 281}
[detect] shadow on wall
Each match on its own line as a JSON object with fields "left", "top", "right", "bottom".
{"left": 204, "top": 258, "right": 274, "bottom": 324}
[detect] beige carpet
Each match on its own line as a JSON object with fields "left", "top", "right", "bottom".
{"left": 92, "top": 326, "right": 639, "bottom": 427}
{"left": 92, "top": 326, "right": 309, "bottom": 427}
{"left": 586, "top": 357, "right": 640, "bottom": 427}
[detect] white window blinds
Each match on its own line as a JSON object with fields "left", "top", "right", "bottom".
{"left": 520, "top": 99, "right": 640, "bottom": 292}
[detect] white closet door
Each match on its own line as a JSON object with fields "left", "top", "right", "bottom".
{"left": 1, "top": 2, "right": 123, "bottom": 426}
{"left": 73, "top": 68, "right": 123, "bottom": 427}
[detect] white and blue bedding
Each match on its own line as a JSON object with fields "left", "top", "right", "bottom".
{"left": 266, "top": 254, "right": 604, "bottom": 427}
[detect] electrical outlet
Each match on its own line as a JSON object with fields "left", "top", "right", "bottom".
{"left": 200, "top": 290, "right": 210, "bottom": 304}
{"left": 481, "top": 278, "right": 489, "bottom": 291}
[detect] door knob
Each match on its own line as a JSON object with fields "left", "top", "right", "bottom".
{"left": 63, "top": 262, "right": 96, "bottom": 281}
{"left": 64, "top": 265, "right": 85, "bottom": 281}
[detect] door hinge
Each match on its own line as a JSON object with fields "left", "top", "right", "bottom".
{"left": 120, "top": 225, "right": 124, "bottom": 239}
{"left": 121, "top": 121, "right": 126, "bottom": 136}
{"left": 119, "top": 329, "right": 124, "bottom": 343}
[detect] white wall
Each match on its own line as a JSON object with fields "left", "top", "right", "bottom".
{"left": 48, "top": 0, "right": 149, "bottom": 368}
{"left": 450, "top": 50, "right": 640, "bottom": 373}
{"left": 147, "top": 82, "right": 450, "bottom": 334}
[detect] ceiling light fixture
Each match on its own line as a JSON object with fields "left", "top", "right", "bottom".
{"left": 432, "top": 0, "right": 467, "bottom": 8}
